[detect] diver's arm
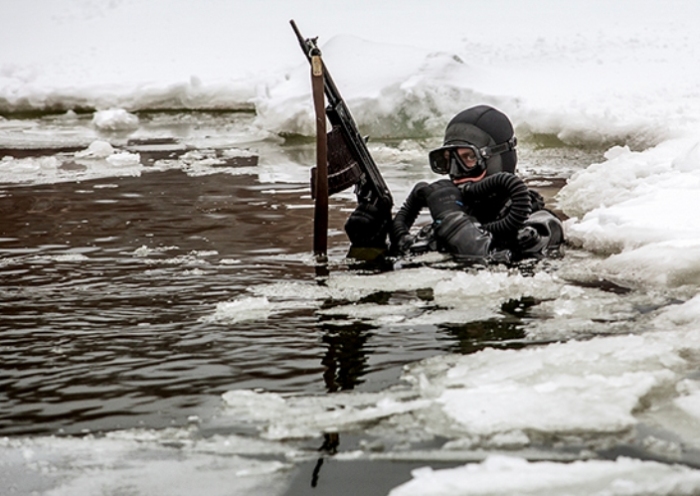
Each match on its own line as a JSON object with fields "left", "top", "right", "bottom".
{"left": 389, "top": 181, "right": 429, "bottom": 253}
{"left": 395, "top": 180, "right": 492, "bottom": 262}
{"left": 423, "top": 180, "right": 492, "bottom": 263}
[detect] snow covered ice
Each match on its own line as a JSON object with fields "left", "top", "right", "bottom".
{"left": 5, "top": 0, "right": 700, "bottom": 495}
{"left": 388, "top": 455, "right": 700, "bottom": 496}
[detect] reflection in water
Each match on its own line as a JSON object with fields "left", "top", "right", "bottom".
{"left": 438, "top": 297, "right": 539, "bottom": 354}
{"left": 311, "top": 432, "right": 340, "bottom": 488}
{"left": 0, "top": 148, "right": 566, "bottom": 440}
{"left": 0, "top": 169, "right": 336, "bottom": 435}
{"left": 320, "top": 321, "right": 374, "bottom": 393}
{"left": 318, "top": 291, "right": 394, "bottom": 393}
{"left": 0, "top": 165, "right": 453, "bottom": 437}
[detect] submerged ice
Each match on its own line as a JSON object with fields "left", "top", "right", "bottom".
{"left": 6, "top": 314, "right": 700, "bottom": 495}
{"left": 217, "top": 324, "right": 700, "bottom": 448}
{"left": 0, "top": 430, "right": 293, "bottom": 496}
{"left": 202, "top": 258, "right": 700, "bottom": 493}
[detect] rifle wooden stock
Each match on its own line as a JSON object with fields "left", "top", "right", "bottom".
{"left": 311, "top": 52, "right": 328, "bottom": 259}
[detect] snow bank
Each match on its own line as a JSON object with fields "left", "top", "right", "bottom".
{"left": 3, "top": 0, "right": 700, "bottom": 145}
{"left": 557, "top": 136, "right": 700, "bottom": 288}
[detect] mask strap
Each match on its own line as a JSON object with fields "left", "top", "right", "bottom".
{"left": 480, "top": 137, "right": 517, "bottom": 159}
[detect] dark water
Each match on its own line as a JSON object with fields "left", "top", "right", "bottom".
{"left": 0, "top": 115, "right": 605, "bottom": 444}
{"left": 0, "top": 162, "right": 471, "bottom": 437}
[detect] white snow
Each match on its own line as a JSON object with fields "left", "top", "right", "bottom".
{"left": 3, "top": 0, "right": 700, "bottom": 144}
{"left": 214, "top": 327, "right": 700, "bottom": 446}
{"left": 389, "top": 455, "right": 700, "bottom": 496}
{"left": 92, "top": 108, "right": 139, "bottom": 131}
{"left": 6, "top": 1, "right": 700, "bottom": 495}
{"left": 2, "top": 0, "right": 700, "bottom": 288}
{"left": 205, "top": 296, "right": 273, "bottom": 324}
{"left": 0, "top": 431, "right": 292, "bottom": 496}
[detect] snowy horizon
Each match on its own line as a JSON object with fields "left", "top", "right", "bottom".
{"left": 3, "top": 0, "right": 700, "bottom": 144}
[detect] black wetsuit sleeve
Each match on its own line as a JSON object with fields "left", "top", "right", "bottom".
{"left": 390, "top": 181, "right": 429, "bottom": 246}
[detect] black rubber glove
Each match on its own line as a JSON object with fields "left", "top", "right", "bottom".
{"left": 529, "top": 190, "right": 546, "bottom": 212}
{"left": 344, "top": 202, "right": 391, "bottom": 249}
{"left": 517, "top": 226, "right": 543, "bottom": 251}
{"left": 418, "top": 180, "right": 492, "bottom": 263}
{"left": 419, "top": 179, "right": 464, "bottom": 221}
{"left": 394, "top": 234, "right": 415, "bottom": 254}
{"left": 434, "top": 211, "right": 492, "bottom": 263}
{"left": 515, "top": 210, "right": 565, "bottom": 258}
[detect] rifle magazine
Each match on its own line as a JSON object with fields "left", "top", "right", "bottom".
{"left": 310, "top": 126, "right": 363, "bottom": 198}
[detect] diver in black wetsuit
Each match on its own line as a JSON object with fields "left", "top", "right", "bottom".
{"left": 344, "top": 105, "right": 564, "bottom": 264}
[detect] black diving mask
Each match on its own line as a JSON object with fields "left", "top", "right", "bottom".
{"left": 428, "top": 137, "right": 518, "bottom": 177}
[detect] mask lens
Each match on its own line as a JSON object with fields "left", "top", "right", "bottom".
{"left": 456, "top": 147, "right": 479, "bottom": 167}
{"left": 429, "top": 145, "right": 484, "bottom": 176}
{"left": 450, "top": 146, "right": 486, "bottom": 180}
{"left": 429, "top": 148, "right": 450, "bottom": 175}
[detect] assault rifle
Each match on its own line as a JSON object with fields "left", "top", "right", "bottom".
{"left": 290, "top": 20, "right": 393, "bottom": 212}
